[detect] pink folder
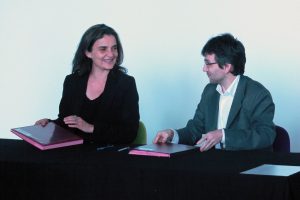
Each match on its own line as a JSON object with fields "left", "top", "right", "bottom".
{"left": 11, "top": 122, "right": 83, "bottom": 150}
{"left": 129, "top": 143, "right": 198, "bottom": 157}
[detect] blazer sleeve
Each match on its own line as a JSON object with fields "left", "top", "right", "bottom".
{"left": 176, "top": 85, "right": 213, "bottom": 145}
{"left": 52, "top": 74, "right": 75, "bottom": 128}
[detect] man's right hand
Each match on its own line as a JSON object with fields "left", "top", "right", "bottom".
{"left": 153, "top": 129, "right": 174, "bottom": 144}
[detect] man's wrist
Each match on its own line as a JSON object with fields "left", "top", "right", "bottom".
{"left": 168, "top": 129, "right": 174, "bottom": 141}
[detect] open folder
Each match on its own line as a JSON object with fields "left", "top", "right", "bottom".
{"left": 11, "top": 122, "right": 83, "bottom": 150}
{"left": 129, "top": 143, "right": 198, "bottom": 157}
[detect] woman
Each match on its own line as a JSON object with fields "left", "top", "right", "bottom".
{"left": 36, "top": 24, "right": 140, "bottom": 145}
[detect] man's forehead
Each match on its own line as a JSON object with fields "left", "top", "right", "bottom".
{"left": 204, "top": 53, "right": 216, "bottom": 60}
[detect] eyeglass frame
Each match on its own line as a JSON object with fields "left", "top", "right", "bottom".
{"left": 203, "top": 62, "right": 218, "bottom": 66}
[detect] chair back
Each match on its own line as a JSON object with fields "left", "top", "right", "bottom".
{"left": 132, "top": 121, "right": 147, "bottom": 145}
{"left": 273, "top": 125, "right": 290, "bottom": 153}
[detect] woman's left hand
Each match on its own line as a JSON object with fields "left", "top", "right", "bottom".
{"left": 63, "top": 115, "right": 94, "bottom": 133}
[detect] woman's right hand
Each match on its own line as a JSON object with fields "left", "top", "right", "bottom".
{"left": 35, "top": 118, "right": 49, "bottom": 127}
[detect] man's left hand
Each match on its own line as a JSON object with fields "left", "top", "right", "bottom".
{"left": 196, "top": 129, "right": 223, "bottom": 152}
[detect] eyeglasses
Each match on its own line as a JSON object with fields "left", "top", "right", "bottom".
{"left": 204, "top": 62, "right": 217, "bottom": 66}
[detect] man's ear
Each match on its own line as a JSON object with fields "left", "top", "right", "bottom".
{"left": 224, "top": 63, "right": 233, "bottom": 73}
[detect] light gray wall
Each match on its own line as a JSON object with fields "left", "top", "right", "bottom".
{"left": 1, "top": 0, "right": 299, "bottom": 152}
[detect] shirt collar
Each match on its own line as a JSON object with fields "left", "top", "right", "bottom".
{"left": 216, "top": 75, "right": 240, "bottom": 96}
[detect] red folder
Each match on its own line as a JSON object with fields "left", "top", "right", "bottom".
{"left": 11, "top": 122, "right": 83, "bottom": 150}
{"left": 129, "top": 143, "right": 198, "bottom": 157}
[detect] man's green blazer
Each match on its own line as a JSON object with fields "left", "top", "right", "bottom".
{"left": 177, "top": 75, "right": 276, "bottom": 150}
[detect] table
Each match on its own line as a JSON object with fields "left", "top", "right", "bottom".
{"left": 1, "top": 139, "right": 300, "bottom": 200}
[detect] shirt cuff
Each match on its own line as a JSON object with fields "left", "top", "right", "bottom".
{"left": 170, "top": 128, "right": 179, "bottom": 144}
{"left": 221, "top": 129, "right": 225, "bottom": 147}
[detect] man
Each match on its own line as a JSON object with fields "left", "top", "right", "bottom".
{"left": 153, "top": 33, "right": 276, "bottom": 151}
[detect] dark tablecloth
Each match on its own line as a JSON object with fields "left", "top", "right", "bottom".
{"left": 1, "top": 139, "right": 299, "bottom": 200}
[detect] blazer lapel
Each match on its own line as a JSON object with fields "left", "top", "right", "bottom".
{"left": 95, "top": 71, "right": 119, "bottom": 112}
{"left": 226, "top": 76, "right": 246, "bottom": 128}
{"left": 208, "top": 88, "right": 220, "bottom": 130}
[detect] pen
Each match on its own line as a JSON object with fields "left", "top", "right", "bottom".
{"left": 96, "top": 145, "right": 114, "bottom": 151}
{"left": 118, "top": 147, "right": 130, "bottom": 152}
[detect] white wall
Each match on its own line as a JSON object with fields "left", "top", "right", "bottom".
{"left": 1, "top": 0, "right": 299, "bottom": 152}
